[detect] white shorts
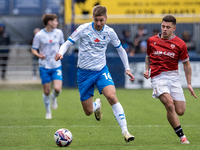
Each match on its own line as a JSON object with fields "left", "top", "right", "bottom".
{"left": 151, "top": 71, "right": 186, "bottom": 101}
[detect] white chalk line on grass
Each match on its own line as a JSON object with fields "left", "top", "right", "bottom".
{"left": 0, "top": 125, "right": 199, "bottom": 128}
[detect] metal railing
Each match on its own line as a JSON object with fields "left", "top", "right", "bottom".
{"left": 0, "top": 45, "right": 40, "bottom": 83}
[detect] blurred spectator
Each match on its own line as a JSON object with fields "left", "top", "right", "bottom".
{"left": 139, "top": 40, "right": 147, "bottom": 54}
{"left": 182, "top": 30, "right": 195, "bottom": 52}
{"left": 152, "top": 28, "right": 160, "bottom": 36}
{"left": 0, "top": 23, "right": 10, "bottom": 80}
{"left": 136, "top": 28, "right": 160, "bottom": 54}
{"left": 121, "top": 29, "right": 135, "bottom": 56}
{"left": 128, "top": 48, "right": 136, "bottom": 57}
{"left": 30, "top": 28, "right": 41, "bottom": 80}
{"left": 133, "top": 24, "right": 148, "bottom": 53}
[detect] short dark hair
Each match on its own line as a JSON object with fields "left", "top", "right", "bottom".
{"left": 162, "top": 15, "right": 176, "bottom": 25}
{"left": 42, "top": 14, "right": 58, "bottom": 26}
{"left": 92, "top": 5, "right": 107, "bottom": 17}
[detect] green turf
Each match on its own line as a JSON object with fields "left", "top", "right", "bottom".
{"left": 0, "top": 87, "right": 199, "bottom": 150}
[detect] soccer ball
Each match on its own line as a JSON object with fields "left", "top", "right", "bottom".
{"left": 54, "top": 128, "right": 73, "bottom": 147}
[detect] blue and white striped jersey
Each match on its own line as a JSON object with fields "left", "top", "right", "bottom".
{"left": 68, "top": 22, "right": 122, "bottom": 71}
{"left": 32, "top": 28, "right": 64, "bottom": 69}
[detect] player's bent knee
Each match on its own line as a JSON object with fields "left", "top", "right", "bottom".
{"left": 82, "top": 106, "right": 93, "bottom": 116}
{"left": 176, "top": 109, "right": 185, "bottom": 116}
{"left": 44, "top": 90, "right": 50, "bottom": 96}
{"left": 106, "top": 93, "right": 116, "bottom": 100}
{"left": 54, "top": 88, "right": 61, "bottom": 94}
{"left": 54, "top": 85, "right": 62, "bottom": 92}
{"left": 84, "top": 110, "right": 92, "bottom": 116}
{"left": 165, "top": 103, "right": 175, "bottom": 112}
{"left": 106, "top": 95, "right": 118, "bottom": 105}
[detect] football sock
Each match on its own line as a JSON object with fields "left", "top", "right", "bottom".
{"left": 112, "top": 102, "right": 128, "bottom": 134}
{"left": 180, "top": 135, "right": 186, "bottom": 140}
{"left": 174, "top": 125, "right": 184, "bottom": 139}
{"left": 93, "top": 101, "right": 100, "bottom": 112}
{"left": 52, "top": 89, "right": 61, "bottom": 97}
{"left": 43, "top": 93, "right": 51, "bottom": 112}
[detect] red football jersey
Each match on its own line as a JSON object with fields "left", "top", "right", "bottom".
{"left": 147, "top": 34, "right": 189, "bottom": 78}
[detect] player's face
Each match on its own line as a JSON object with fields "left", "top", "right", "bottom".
{"left": 49, "top": 18, "right": 59, "bottom": 29}
{"left": 161, "top": 21, "right": 176, "bottom": 39}
{"left": 93, "top": 15, "right": 107, "bottom": 31}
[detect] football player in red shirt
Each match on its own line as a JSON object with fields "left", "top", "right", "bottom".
{"left": 143, "top": 15, "right": 197, "bottom": 144}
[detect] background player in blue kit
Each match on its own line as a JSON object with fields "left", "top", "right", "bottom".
{"left": 32, "top": 14, "right": 65, "bottom": 119}
{"left": 55, "top": 5, "right": 135, "bottom": 142}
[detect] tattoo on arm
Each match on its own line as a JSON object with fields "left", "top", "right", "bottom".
{"left": 183, "top": 61, "right": 192, "bottom": 85}
{"left": 145, "top": 56, "right": 150, "bottom": 71}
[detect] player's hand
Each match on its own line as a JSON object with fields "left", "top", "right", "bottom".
{"left": 39, "top": 53, "right": 45, "bottom": 60}
{"left": 55, "top": 53, "right": 63, "bottom": 61}
{"left": 188, "top": 84, "right": 197, "bottom": 98}
{"left": 126, "top": 70, "right": 135, "bottom": 81}
{"left": 143, "top": 70, "right": 150, "bottom": 79}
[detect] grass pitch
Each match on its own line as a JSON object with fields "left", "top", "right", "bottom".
{"left": 0, "top": 85, "right": 199, "bottom": 150}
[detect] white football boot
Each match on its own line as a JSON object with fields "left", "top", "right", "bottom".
{"left": 94, "top": 98, "right": 102, "bottom": 121}
{"left": 45, "top": 111, "right": 52, "bottom": 119}
{"left": 123, "top": 131, "right": 135, "bottom": 143}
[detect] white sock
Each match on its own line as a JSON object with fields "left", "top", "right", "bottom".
{"left": 93, "top": 101, "right": 100, "bottom": 112}
{"left": 43, "top": 94, "right": 51, "bottom": 113}
{"left": 52, "top": 89, "right": 61, "bottom": 98}
{"left": 112, "top": 102, "right": 128, "bottom": 134}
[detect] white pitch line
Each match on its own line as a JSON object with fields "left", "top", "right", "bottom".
{"left": 0, "top": 125, "right": 199, "bottom": 128}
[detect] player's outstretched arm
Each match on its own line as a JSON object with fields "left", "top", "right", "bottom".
{"left": 188, "top": 84, "right": 197, "bottom": 98}
{"left": 126, "top": 70, "right": 135, "bottom": 81}
{"left": 143, "top": 55, "right": 150, "bottom": 79}
{"left": 143, "top": 70, "right": 150, "bottom": 79}
{"left": 31, "top": 48, "right": 45, "bottom": 60}
{"left": 183, "top": 60, "right": 197, "bottom": 98}
{"left": 55, "top": 53, "right": 63, "bottom": 61}
{"left": 55, "top": 40, "right": 74, "bottom": 61}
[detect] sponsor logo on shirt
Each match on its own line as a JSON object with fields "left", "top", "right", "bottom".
{"left": 153, "top": 51, "right": 175, "bottom": 58}
{"left": 94, "top": 38, "right": 100, "bottom": 42}
{"left": 87, "top": 37, "right": 106, "bottom": 48}
{"left": 88, "top": 42, "right": 106, "bottom": 48}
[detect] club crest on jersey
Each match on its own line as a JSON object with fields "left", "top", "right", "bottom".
{"left": 171, "top": 44, "right": 175, "bottom": 49}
